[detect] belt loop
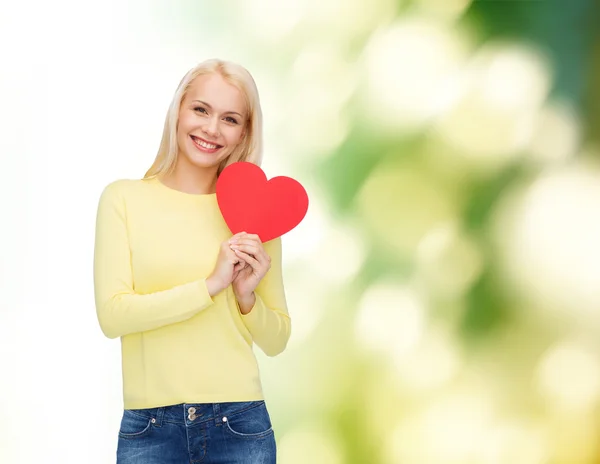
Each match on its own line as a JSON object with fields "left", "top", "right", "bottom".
{"left": 213, "top": 403, "right": 222, "bottom": 426}
{"left": 154, "top": 407, "right": 165, "bottom": 427}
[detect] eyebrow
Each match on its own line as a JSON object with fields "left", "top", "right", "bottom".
{"left": 192, "top": 100, "right": 244, "bottom": 118}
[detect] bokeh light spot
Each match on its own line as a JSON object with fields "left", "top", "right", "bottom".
{"left": 416, "top": 222, "right": 484, "bottom": 299}
{"left": 435, "top": 42, "right": 552, "bottom": 168}
{"left": 356, "top": 281, "right": 425, "bottom": 361}
{"left": 492, "top": 162, "right": 600, "bottom": 320}
{"left": 527, "top": 99, "right": 580, "bottom": 164}
{"left": 394, "top": 326, "right": 461, "bottom": 392}
{"left": 535, "top": 340, "right": 600, "bottom": 411}
{"left": 364, "top": 16, "right": 469, "bottom": 131}
{"left": 357, "top": 162, "right": 458, "bottom": 256}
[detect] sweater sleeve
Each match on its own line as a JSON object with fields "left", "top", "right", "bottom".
{"left": 240, "top": 237, "right": 291, "bottom": 357}
{"left": 93, "top": 181, "right": 215, "bottom": 339}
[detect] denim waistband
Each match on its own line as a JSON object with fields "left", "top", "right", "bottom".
{"left": 126, "top": 400, "right": 266, "bottom": 428}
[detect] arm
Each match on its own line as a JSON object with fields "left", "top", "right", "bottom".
{"left": 93, "top": 181, "right": 216, "bottom": 339}
{"left": 237, "top": 237, "right": 291, "bottom": 357}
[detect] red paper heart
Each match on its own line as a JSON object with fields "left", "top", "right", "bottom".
{"left": 216, "top": 162, "right": 309, "bottom": 243}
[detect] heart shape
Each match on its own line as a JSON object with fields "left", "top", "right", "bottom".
{"left": 216, "top": 161, "right": 309, "bottom": 243}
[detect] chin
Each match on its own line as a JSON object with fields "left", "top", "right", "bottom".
{"left": 185, "top": 149, "right": 230, "bottom": 170}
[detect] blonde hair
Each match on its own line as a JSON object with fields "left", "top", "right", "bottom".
{"left": 144, "top": 59, "right": 263, "bottom": 178}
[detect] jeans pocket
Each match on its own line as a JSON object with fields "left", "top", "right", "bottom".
{"left": 223, "top": 402, "right": 274, "bottom": 439}
{"left": 118, "top": 409, "right": 155, "bottom": 439}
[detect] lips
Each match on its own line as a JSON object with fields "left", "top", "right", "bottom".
{"left": 190, "top": 135, "right": 223, "bottom": 153}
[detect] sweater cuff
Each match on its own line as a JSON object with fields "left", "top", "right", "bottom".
{"left": 197, "top": 279, "right": 215, "bottom": 307}
{"left": 239, "top": 293, "right": 267, "bottom": 329}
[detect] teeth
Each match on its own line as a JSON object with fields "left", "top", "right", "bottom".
{"left": 193, "top": 136, "right": 218, "bottom": 149}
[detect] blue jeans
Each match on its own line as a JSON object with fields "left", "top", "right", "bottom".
{"left": 116, "top": 400, "right": 276, "bottom": 463}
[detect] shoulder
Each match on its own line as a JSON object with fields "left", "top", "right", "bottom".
{"left": 99, "top": 178, "right": 151, "bottom": 200}
{"left": 100, "top": 178, "right": 143, "bottom": 194}
{"left": 97, "top": 178, "right": 152, "bottom": 213}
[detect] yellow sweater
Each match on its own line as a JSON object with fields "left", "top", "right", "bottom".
{"left": 93, "top": 177, "right": 291, "bottom": 409}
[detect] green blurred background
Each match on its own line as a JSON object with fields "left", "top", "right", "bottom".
{"left": 172, "top": 0, "right": 600, "bottom": 462}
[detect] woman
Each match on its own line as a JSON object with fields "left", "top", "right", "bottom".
{"left": 93, "top": 59, "right": 291, "bottom": 463}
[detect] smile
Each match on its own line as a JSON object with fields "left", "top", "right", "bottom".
{"left": 191, "top": 135, "right": 223, "bottom": 153}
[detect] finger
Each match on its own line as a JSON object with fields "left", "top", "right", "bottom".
{"left": 228, "top": 250, "right": 243, "bottom": 264}
{"left": 235, "top": 236, "right": 262, "bottom": 246}
{"left": 233, "top": 261, "right": 245, "bottom": 273}
{"left": 228, "top": 243, "right": 247, "bottom": 264}
{"left": 233, "top": 263, "right": 248, "bottom": 280}
{"left": 231, "top": 239, "right": 265, "bottom": 256}
{"left": 233, "top": 249, "right": 259, "bottom": 269}
{"left": 232, "top": 249, "right": 249, "bottom": 265}
{"left": 236, "top": 249, "right": 269, "bottom": 275}
{"left": 246, "top": 233, "right": 261, "bottom": 243}
{"left": 228, "top": 231, "right": 247, "bottom": 244}
{"left": 232, "top": 246, "right": 266, "bottom": 267}
{"left": 230, "top": 243, "right": 261, "bottom": 257}
{"left": 235, "top": 240, "right": 269, "bottom": 264}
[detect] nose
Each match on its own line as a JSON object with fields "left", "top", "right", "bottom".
{"left": 202, "top": 116, "right": 220, "bottom": 138}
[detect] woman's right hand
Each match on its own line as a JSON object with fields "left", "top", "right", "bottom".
{"left": 206, "top": 232, "right": 248, "bottom": 297}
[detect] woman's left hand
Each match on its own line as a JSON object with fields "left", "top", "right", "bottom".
{"left": 229, "top": 233, "right": 271, "bottom": 312}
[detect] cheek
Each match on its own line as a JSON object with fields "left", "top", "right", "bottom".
{"left": 226, "top": 127, "right": 245, "bottom": 146}
{"left": 178, "top": 108, "right": 199, "bottom": 131}
{"left": 176, "top": 127, "right": 188, "bottom": 148}
{"left": 177, "top": 116, "right": 191, "bottom": 134}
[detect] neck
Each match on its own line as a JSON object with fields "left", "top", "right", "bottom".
{"left": 160, "top": 161, "right": 219, "bottom": 195}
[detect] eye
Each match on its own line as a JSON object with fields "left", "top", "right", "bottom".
{"left": 194, "top": 107, "right": 208, "bottom": 114}
{"left": 224, "top": 116, "right": 239, "bottom": 124}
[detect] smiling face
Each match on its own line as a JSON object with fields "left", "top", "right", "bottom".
{"left": 175, "top": 72, "right": 247, "bottom": 174}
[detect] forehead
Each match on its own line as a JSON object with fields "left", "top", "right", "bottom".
{"left": 185, "top": 73, "right": 246, "bottom": 114}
